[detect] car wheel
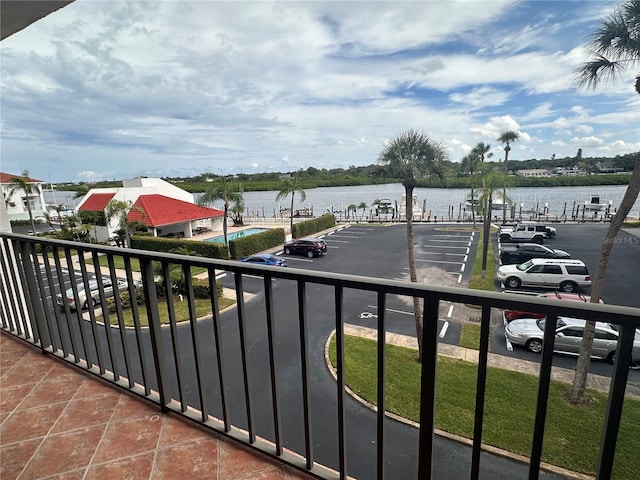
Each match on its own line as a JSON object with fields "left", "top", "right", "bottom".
{"left": 285, "top": 247, "right": 292, "bottom": 255}
{"left": 559, "top": 281, "right": 577, "bottom": 293}
{"left": 307, "top": 250, "right": 314, "bottom": 258}
{"left": 505, "top": 277, "right": 521, "bottom": 289}
{"left": 533, "top": 235, "right": 544, "bottom": 244}
{"left": 607, "top": 351, "right": 638, "bottom": 368}
{"left": 84, "top": 298, "right": 96, "bottom": 310}
{"left": 526, "top": 339, "right": 543, "bottom": 353}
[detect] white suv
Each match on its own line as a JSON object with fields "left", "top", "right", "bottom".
{"left": 496, "top": 258, "right": 591, "bottom": 293}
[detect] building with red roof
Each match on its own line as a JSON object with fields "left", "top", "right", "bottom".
{"left": 75, "top": 177, "right": 224, "bottom": 242}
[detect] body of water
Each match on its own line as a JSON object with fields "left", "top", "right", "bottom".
{"left": 45, "top": 183, "right": 640, "bottom": 222}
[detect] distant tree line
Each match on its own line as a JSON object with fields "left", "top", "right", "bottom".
{"left": 57, "top": 152, "right": 637, "bottom": 194}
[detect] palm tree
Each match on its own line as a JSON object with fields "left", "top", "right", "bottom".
{"left": 569, "top": 0, "right": 640, "bottom": 405}
{"left": 497, "top": 131, "right": 519, "bottom": 223}
{"left": 275, "top": 172, "right": 306, "bottom": 236}
{"left": 378, "top": 129, "right": 447, "bottom": 360}
{"left": 357, "top": 202, "right": 368, "bottom": 222}
{"left": 461, "top": 143, "right": 492, "bottom": 227}
{"left": 346, "top": 204, "right": 358, "bottom": 222}
{"left": 104, "top": 199, "right": 144, "bottom": 248}
{"left": 7, "top": 170, "right": 38, "bottom": 234}
{"left": 198, "top": 177, "right": 243, "bottom": 255}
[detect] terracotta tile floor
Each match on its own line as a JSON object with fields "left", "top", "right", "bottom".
{"left": 0, "top": 333, "right": 316, "bottom": 480}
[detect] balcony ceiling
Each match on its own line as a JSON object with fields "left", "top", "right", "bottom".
{"left": 1, "top": 0, "right": 74, "bottom": 40}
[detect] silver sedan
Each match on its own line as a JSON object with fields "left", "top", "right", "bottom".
{"left": 505, "top": 316, "right": 640, "bottom": 365}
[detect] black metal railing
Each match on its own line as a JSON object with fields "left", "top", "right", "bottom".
{"left": 1, "top": 233, "right": 639, "bottom": 480}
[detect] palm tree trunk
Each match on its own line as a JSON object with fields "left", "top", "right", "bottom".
{"left": 568, "top": 157, "right": 640, "bottom": 403}
{"left": 502, "top": 150, "right": 508, "bottom": 224}
{"left": 26, "top": 197, "right": 36, "bottom": 234}
{"left": 470, "top": 185, "right": 476, "bottom": 227}
{"left": 405, "top": 184, "right": 423, "bottom": 359}
{"left": 223, "top": 201, "right": 230, "bottom": 259}
{"left": 290, "top": 193, "right": 295, "bottom": 237}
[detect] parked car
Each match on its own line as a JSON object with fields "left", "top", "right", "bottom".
{"left": 283, "top": 237, "right": 327, "bottom": 258}
{"left": 499, "top": 222, "right": 556, "bottom": 242}
{"left": 239, "top": 254, "right": 288, "bottom": 267}
{"left": 503, "top": 291, "right": 603, "bottom": 322}
{"left": 505, "top": 316, "right": 640, "bottom": 365}
{"left": 496, "top": 258, "right": 591, "bottom": 293}
{"left": 499, "top": 243, "right": 570, "bottom": 265}
{"left": 56, "top": 277, "right": 129, "bottom": 311}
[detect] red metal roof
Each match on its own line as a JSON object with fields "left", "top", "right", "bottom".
{"left": 77, "top": 193, "right": 115, "bottom": 212}
{"left": 0, "top": 172, "right": 43, "bottom": 183}
{"left": 128, "top": 194, "right": 224, "bottom": 227}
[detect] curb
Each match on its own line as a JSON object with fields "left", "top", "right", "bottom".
{"left": 323, "top": 328, "right": 599, "bottom": 480}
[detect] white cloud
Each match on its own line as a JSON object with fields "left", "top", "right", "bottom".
{"left": 1, "top": 0, "right": 637, "bottom": 181}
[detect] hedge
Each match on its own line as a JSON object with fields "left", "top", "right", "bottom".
{"left": 130, "top": 235, "right": 228, "bottom": 259}
{"left": 292, "top": 214, "right": 336, "bottom": 238}
{"left": 229, "top": 228, "right": 285, "bottom": 259}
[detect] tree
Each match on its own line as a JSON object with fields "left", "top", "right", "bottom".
{"left": 461, "top": 143, "right": 493, "bottom": 227}
{"left": 104, "top": 199, "right": 144, "bottom": 248}
{"left": 7, "top": 170, "right": 38, "bottom": 234}
{"left": 230, "top": 194, "right": 246, "bottom": 226}
{"left": 346, "top": 204, "right": 358, "bottom": 222}
{"left": 198, "top": 177, "right": 243, "bottom": 256}
{"left": 275, "top": 172, "right": 306, "bottom": 236}
{"left": 357, "top": 202, "right": 368, "bottom": 222}
{"left": 569, "top": 0, "right": 640, "bottom": 404}
{"left": 378, "top": 129, "right": 447, "bottom": 359}
{"left": 497, "top": 131, "right": 519, "bottom": 223}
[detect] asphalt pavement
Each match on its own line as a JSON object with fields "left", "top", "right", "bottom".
{"left": 38, "top": 221, "right": 640, "bottom": 479}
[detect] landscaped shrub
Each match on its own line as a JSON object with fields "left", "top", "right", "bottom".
{"left": 106, "top": 287, "right": 145, "bottom": 313}
{"left": 130, "top": 235, "right": 228, "bottom": 259}
{"left": 191, "top": 278, "right": 225, "bottom": 299}
{"left": 292, "top": 214, "right": 336, "bottom": 238}
{"left": 229, "top": 228, "right": 285, "bottom": 259}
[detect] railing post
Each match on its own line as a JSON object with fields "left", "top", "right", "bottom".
{"left": 140, "top": 257, "right": 170, "bottom": 411}
{"left": 470, "top": 305, "right": 492, "bottom": 479}
{"left": 418, "top": 294, "right": 439, "bottom": 480}
{"left": 597, "top": 322, "right": 636, "bottom": 478}
{"left": 18, "top": 240, "right": 50, "bottom": 348}
{"left": 529, "top": 314, "right": 558, "bottom": 479}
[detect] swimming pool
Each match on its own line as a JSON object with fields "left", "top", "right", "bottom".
{"left": 204, "top": 228, "right": 269, "bottom": 243}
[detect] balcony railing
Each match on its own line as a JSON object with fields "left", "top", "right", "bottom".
{"left": 1, "top": 232, "right": 639, "bottom": 479}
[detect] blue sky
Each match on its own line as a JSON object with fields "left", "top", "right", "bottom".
{"left": 1, "top": 0, "right": 638, "bottom": 183}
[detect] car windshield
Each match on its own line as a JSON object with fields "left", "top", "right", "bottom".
{"left": 517, "top": 260, "right": 534, "bottom": 271}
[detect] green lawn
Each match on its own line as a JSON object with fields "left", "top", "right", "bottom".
{"left": 469, "top": 228, "right": 498, "bottom": 292}
{"left": 329, "top": 335, "right": 639, "bottom": 477}
{"left": 106, "top": 296, "right": 235, "bottom": 327}
{"left": 458, "top": 323, "right": 481, "bottom": 350}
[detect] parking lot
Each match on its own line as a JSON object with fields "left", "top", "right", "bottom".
{"left": 222, "top": 222, "right": 640, "bottom": 380}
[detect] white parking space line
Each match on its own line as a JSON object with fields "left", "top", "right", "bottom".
{"left": 447, "top": 305, "right": 454, "bottom": 318}
{"left": 439, "top": 321, "right": 449, "bottom": 338}
{"left": 416, "top": 259, "right": 464, "bottom": 265}
{"left": 457, "top": 274, "right": 462, "bottom": 284}
{"left": 427, "top": 239, "right": 470, "bottom": 243}
{"left": 324, "top": 239, "right": 350, "bottom": 243}
{"left": 419, "top": 252, "right": 466, "bottom": 256}
{"left": 281, "top": 257, "right": 315, "bottom": 263}
{"left": 327, "top": 235, "right": 363, "bottom": 239}
{"left": 460, "top": 264, "right": 465, "bottom": 272}
{"left": 367, "top": 305, "right": 414, "bottom": 316}
{"left": 419, "top": 245, "right": 468, "bottom": 250}
{"left": 505, "top": 333, "right": 514, "bottom": 351}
